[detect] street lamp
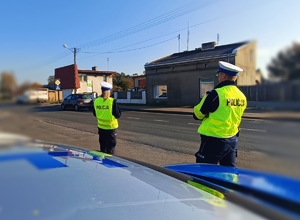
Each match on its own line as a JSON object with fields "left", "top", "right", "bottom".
{"left": 63, "top": 44, "right": 80, "bottom": 65}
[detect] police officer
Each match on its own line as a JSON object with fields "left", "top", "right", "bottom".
{"left": 93, "top": 82, "right": 121, "bottom": 154}
{"left": 193, "top": 61, "right": 247, "bottom": 167}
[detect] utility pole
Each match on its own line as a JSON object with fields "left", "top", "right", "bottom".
{"left": 107, "top": 57, "right": 109, "bottom": 71}
{"left": 63, "top": 44, "right": 80, "bottom": 65}
{"left": 187, "top": 22, "right": 190, "bottom": 51}
{"left": 73, "top": 48, "right": 77, "bottom": 65}
{"left": 178, "top": 34, "right": 180, "bottom": 52}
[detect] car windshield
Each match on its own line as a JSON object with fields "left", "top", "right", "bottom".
{"left": 81, "top": 94, "right": 93, "bottom": 99}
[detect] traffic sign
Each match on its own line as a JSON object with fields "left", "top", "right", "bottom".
{"left": 55, "top": 79, "right": 61, "bottom": 85}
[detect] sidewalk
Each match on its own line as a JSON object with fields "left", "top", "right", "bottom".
{"left": 119, "top": 105, "right": 300, "bottom": 121}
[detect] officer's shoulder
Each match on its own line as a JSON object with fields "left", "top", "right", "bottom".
{"left": 206, "top": 89, "right": 217, "bottom": 96}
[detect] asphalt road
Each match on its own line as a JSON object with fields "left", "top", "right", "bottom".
{"left": 1, "top": 103, "right": 300, "bottom": 178}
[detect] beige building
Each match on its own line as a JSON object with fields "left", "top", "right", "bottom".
{"left": 144, "top": 41, "right": 257, "bottom": 106}
{"left": 76, "top": 66, "right": 115, "bottom": 97}
{"left": 55, "top": 65, "right": 116, "bottom": 99}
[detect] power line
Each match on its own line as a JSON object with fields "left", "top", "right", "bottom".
{"left": 76, "top": 1, "right": 213, "bottom": 49}
{"left": 81, "top": 18, "right": 216, "bottom": 56}
{"left": 34, "top": 2, "right": 219, "bottom": 69}
{"left": 78, "top": 36, "right": 178, "bottom": 60}
{"left": 181, "top": 39, "right": 187, "bottom": 49}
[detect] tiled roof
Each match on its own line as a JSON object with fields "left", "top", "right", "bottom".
{"left": 145, "top": 41, "right": 249, "bottom": 68}
{"left": 131, "top": 74, "right": 146, "bottom": 79}
{"left": 78, "top": 70, "right": 116, "bottom": 75}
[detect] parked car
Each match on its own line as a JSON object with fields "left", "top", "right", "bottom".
{"left": 61, "top": 93, "right": 93, "bottom": 111}
{"left": 0, "top": 132, "right": 299, "bottom": 220}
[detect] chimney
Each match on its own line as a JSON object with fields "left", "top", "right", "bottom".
{"left": 201, "top": 41, "right": 216, "bottom": 50}
{"left": 92, "top": 66, "right": 98, "bottom": 71}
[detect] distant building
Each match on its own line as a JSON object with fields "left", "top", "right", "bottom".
{"left": 131, "top": 74, "right": 146, "bottom": 90}
{"left": 55, "top": 65, "right": 115, "bottom": 99}
{"left": 144, "top": 41, "right": 257, "bottom": 106}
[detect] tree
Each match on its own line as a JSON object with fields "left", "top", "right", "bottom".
{"left": 113, "top": 72, "right": 133, "bottom": 91}
{"left": 16, "top": 82, "right": 43, "bottom": 95}
{"left": 268, "top": 42, "right": 300, "bottom": 81}
{"left": 47, "top": 75, "right": 56, "bottom": 90}
{"left": 31, "top": 82, "right": 43, "bottom": 88}
{"left": 48, "top": 75, "right": 55, "bottom": 85}
{"left": 0, "top": 72, "right": 17, "bottom": 98}
{"left": 16, "top": 82, "right": 32, "bottom": 95}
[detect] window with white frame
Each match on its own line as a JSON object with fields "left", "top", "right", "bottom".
{"left": 103, "top": 75, "right": 107, "bottom": 82}
{"left": 200, "top": 79, "right": 214, "bottom": 98}
{"left": 153, "top": 85, "right": 167, "bottom": 99}
{"left": 78, "top": 74, "right": 87, "bottom": 82}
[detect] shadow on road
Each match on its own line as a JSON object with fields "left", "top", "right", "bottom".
{"left": 31, "top": 105, "right": 92, "bottom": 113}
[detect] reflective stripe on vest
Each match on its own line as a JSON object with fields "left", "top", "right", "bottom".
{"left": 94, "top": 97, "right": 118, "bottom": 130}
{"left": 198, "top": 86, "right": 247, "bottom": 138}
{"left": 194, "top": 95, "right": 207, "bottom": 120}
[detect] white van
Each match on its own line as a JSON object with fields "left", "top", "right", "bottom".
{"left": 16, "top": 88, "right": 48, "bottom": 104}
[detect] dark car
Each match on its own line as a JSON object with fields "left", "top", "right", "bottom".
{"left": 61, "top": 93, "right": 94, "bottom": 111}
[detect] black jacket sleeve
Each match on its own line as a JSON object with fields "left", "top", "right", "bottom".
{"left": 200, "top": 90, "right": 219, "bottom": 114}
{"left": 92, "top": 102, "right": 96, "bottom": 117}
{"left": 112, "top": 99, "right": 121, "bottom": 118}
{"left": 193, "top": 90, "right": 219, "bottom": 120}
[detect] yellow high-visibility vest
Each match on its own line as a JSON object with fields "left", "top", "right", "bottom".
{"left": 94, "top": 97, "right": 118, "bottom": 130}
{"left": 197, "top": 86, "right": 247, "bottom": 138}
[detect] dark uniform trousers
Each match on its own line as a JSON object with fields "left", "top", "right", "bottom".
{"left": 98, "top": 128, "right": 117, "bottom": 154}
{"left": 195, "top": 134, "right": 238, "bottom": 167}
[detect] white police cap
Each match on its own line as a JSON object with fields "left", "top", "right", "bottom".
{"left": 101, "top": 82, "right": 112, "bottom": 91}
{"left": 217, "top": 61, "right": 243, "bottom": 76}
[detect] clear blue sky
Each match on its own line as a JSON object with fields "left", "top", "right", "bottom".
{"left": 1, "top": 0, "right": 299, "bottom": 85}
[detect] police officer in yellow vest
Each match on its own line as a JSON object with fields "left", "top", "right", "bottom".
{"left": 193, "top": 61, "right": 247, "bottom": 167}
{"left": 93, "top": 82, "right": 121, "bottom": 154}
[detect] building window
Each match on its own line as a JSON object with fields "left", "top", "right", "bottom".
{"left": 78, "top": 74, "right": 87, "bottom": 82}
{"left": 200, "top": 79, "right": 214, "bottom": 98}
{"left": 103, "top": 75, "right": 107, "bottom": 82}
{"left": 153, "top": 85, "right": 167, "bottom": 99}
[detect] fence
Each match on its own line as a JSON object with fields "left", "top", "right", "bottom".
{"left": 114, "top": 91, "right": 146, "bottom": 104}
{"left": 48, "top": 90, "right": 62, "bottom": 102}
{"left": 238, "top": 82, "right": 300, "bottom": 102}
{"left": 114, "top": 82, "right": 300, "bottom": 108}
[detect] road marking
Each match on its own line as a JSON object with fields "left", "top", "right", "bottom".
{"left": 127, "top": 117, "right": 140, "bottom": 120}
{"left": 124, "top": 111, "right": 192, "bottom": 117}
{"left": 281, "top": 123, "right": 299, "bottom": 128}
{"left": 240, "top": 128, "right": 267, "bottom": 133}
{"left": 154, "top": 120, "right": 169, "bottom": 123}
{"left": 188, "top": 123, "right": 200, "bottom": 125}
{"left": 244, "top": 120, "right": 264, "bottom": 124}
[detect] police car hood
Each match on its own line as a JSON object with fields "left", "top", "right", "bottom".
{"left": 0, "top": 134, "right": 265, "bottom": 220}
